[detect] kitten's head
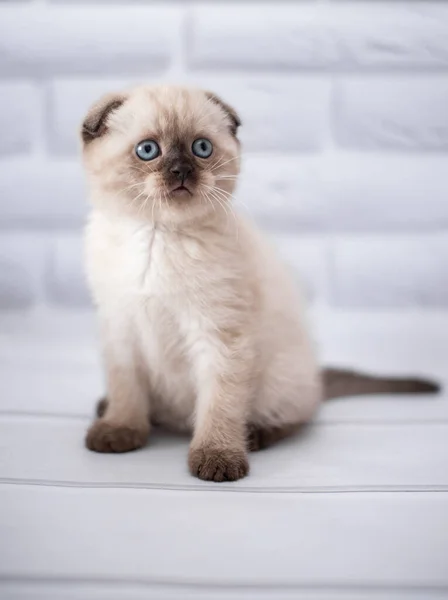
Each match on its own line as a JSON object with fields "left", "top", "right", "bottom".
{"left": 81, "top": 85, "right": 241, "bottom": 224}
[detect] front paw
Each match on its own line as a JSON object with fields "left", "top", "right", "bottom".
{"left": 188, "top": 446, "right": 249, "bottom": 482}
{"left": 85, "top": 420, "right": 148, "bottom": 453}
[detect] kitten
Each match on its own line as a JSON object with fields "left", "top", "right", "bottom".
{"left": 81, "top": 85, "right": 439, "bottom": 481}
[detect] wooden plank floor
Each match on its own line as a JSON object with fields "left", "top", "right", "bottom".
{"left": 1, "top": 309, "right": 447, "bottom": 600}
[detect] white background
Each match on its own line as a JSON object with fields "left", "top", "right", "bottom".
{"left": 0, "top": 0, "right": 447, "bottom": 310}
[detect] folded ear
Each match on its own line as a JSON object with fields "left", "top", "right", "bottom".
{"left": 81, "top": 92, "right": 126, "bottom": 144}
{"left": 205, "top": 91, "right": 241, "bottom": 136}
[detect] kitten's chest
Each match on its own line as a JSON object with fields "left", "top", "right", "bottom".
{"left": 104, "top": 226, "right": 200, "bottom": 304}
{"left": 87, "top": 215, "right": 223, "bottom": 321}
{"left": 131, "top": 228, "right": 169, "bottom": 296}
{"left": 117, "top": 229, "right": 173, "bottom": 299}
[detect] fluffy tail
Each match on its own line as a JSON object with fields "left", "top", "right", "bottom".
{"left": 323, "top": 367, "right": 440, "bottom": 400}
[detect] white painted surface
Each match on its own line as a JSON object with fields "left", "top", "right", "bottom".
{"left": 0, "top": 310, "right": 447, "bottom": 598}
{"left": 1, "top": 486, "right": 447, "bottom": 587}
{"left": 2, "top": 417, "right": 448, "bottom": 492}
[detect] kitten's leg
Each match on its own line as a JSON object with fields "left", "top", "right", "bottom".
{"left": 188, "top": 337, "right": 255, "bottom": 482}
{"left": 247, "top": 422, "right": 301, "bottom": 452}
{"left": 247, "top": 393, "right": 318, "bottom": 452}
{"left": 86, "top": 320, "right": 150, "bottom": 453}
{"left": 96, "top": 397, "right": 108, "bottom": 418}
{"left": 248, "top": 352, "right": 322, "bottom": 452}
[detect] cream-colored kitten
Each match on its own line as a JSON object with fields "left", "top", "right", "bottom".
{"left": 81, "top": 85, "right": 438, "bottom": 481}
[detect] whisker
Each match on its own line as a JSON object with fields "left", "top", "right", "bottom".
{"left": 158, "top": 195, "right": 163, "bottom": 217}
{"left": 131, "top": 165, "right": 152, "bottom": 176}
{"left": 211, "top": 155, "right": 240, "bottom": 172}
{"left": 151, "top": 191, "right": 157, "bottom": 224}
{"left": 233, "top": 195, "right": 252, "bottom": 216}
{"left": 129, "top": 189, "right": 147, "bottom": 209}
{"left": 205, "top": 190, "right": 227, "bottom": 220}
{"left": 116, "top": 181, "right": 146, "bottom": 196}
{"left": 210, "top": 194, "right": 234, "bottom": 235}
{"left": 215, "top": 175, "right": 238, "bottom": 181}
{"left": 210, "top": 185, "right": 233, "bottom": 198}
{"left": 205, "top": 185, "right": 235, "bottom": 205}
{"left": 200, "top": 189, "right": 216, "bottom": 214}
{"left": 162, "top": 190, "right": 169, "bottom": 213}
{"left": 208, "top": 156, "right": 227, "bottom": 172}
{"left": 206, "top": 185, "right": 239, "bottom": 238}
{"left": 208, "top": 188, "right": 233, "bottom": 204}
{"left": 138, "top": 194, "right": 150, "bottom": 216}
{"left": 208, "top": 154, "right": 234, "bottom": 172}
{"left": 202, "top": 186, "right": 233, "bottom": 227}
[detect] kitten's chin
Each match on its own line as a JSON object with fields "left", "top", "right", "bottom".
{"left": 170, "top": 185, "right": 193, "bottom": 200}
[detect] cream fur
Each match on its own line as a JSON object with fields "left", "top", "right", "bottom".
{"left": 82, "top": 84, "right": 322, "bottom": 480}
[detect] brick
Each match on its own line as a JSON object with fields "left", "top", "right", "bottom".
{"left": 0, "top": 5, "right": 181, "bottom": 75}
{"left": 47, "top": 234, "right": 91, "bottom": 307}
{"left": 50, "top": 76, "right": 328, "bottom": 154}
{"left": 205, "top": 77, "right": 328, "bottom": 152}
{"left": 236, "top": 155, "right": 448, "bottom": 232}
{"left": 0, "top": 234, "right": 48, "bottom": 309}
{"left": 331, "top": 235, "right": 448, "bottom": 308}
{"left": 191, "top": 4, "right": 334, "bottom": 70}
{"left": 308, "top": 155, "right": 448, "bottom": 231}
{"left": 0, "top": 82, "right": 37, "bottom": 156}
{"left": 334, "top": 78, "right": 448, "bottom": 151}
{"left": 334, "top": 3, "right": 448, "bottom": 69}
{"left": 49, "top": 78, "right": 135, "bottom": 154}
{"left": 191, "top": 3, "right": 448, "bottom": 70}
{"left": 0, "top": 160, "right": 86, "bottom": 226}
{"left": 235, "top": 156, "right": 327, "bottom": 230}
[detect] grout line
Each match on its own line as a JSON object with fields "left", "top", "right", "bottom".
{"left": 2, "top": 479, "right": 448, "bottom": 495}
{"left": 0, "top": 575, "right": 447, "bottom": 596}
{"left": 1, "top": 411, "right": 448, "bottom": 426}
{"left": 4, "top": 67, "right": 448, "bottom": 77}
{"left": 2, "top": 225, "right": 448, "bottom": 237}
{"left": 0, "top": 411, "right": 91, "bottom": 421}
{"left": 184, "top": 65, "right": 448, "bottom": 76}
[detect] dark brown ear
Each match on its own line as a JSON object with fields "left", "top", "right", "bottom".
{"left": 205, "top": 91, "right": 241, "bottom": 136}
{"left": 81, "top": 93, "right": 126, "bottom": 144}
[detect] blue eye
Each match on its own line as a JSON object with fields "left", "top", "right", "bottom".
{"left": 135, "top": 140, "right": 160, "bottom": 161}
{"left": 192, "top": 138, "right": 213, "bottom": 158}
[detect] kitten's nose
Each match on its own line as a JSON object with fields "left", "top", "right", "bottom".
{"left": 170, "top": 163, "right": 192, "bottom": 184}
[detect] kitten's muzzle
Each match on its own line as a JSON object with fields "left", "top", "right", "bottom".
{"left": 170, "top": 162, "right": 193, "bottom": 185}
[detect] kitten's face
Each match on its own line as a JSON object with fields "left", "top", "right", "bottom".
{"left": 81, "top": 85, "right": 241, "bottom": 224}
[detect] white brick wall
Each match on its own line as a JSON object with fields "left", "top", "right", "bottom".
{"left": 334, "top": 78, "right": 448, "bottom": 150}
{"left": 332, "top": 234, "right": 448, "bottom": 308}
{"left": 0, "top": 82, "right": 38, "bottom": 156}
{"left": 0, "top": 0, "right": 447, "bottom": 310}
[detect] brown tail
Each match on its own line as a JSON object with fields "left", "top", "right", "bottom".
{"left": 323, "top": 367, "right": 441, "bottom": 400}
